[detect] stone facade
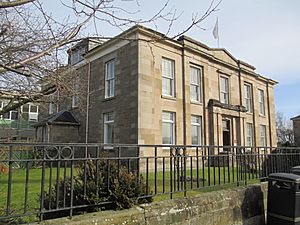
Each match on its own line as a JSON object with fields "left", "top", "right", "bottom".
{"left": 39, "top": 25, "right": 277, "bottom": 151}
{"left": 85, "top": 40, "right": 138, "bottom": 144}
{"left": 136, "top": 30, "right": 277, "bottom": 149}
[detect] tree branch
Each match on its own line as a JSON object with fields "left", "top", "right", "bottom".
{"left": 0, "top": 0, "right": 35, "bottom": 8}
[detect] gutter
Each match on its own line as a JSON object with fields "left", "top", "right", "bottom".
{"left": 85, "top": 62, "right": 91, "bottom": 144}
{"left": 237, "top": 60, "right": 243, "bottom": 145}
{"left": 181, "top": 43, "right": 187, "bottom": 145}
{"left": 266, "top": 81, "right": 273, "bottom": 147}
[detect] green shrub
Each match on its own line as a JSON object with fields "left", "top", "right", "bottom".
{"left": 42, "top": 160, "right": 152, "bottom": 219}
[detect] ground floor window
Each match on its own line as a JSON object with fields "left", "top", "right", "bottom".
{"left": 260, "top": 125, "right": 267, "bottom": 146}
{"left": 191, "top": 115, "right": 202, "bottom": 145}
{"left": 104, "top": 112, "right": 114, "bottom": 144}
{"left": 162, "top": 111, "right": 175, "bottom": 145}
{"left": 246, "top": 123, "right": 253, "bottom": 146}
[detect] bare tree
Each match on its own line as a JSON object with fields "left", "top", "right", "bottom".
{"left": 0, "top": 0, "right": 221, "bottom": 115}
{"left": 276, "top": 112, "right": 294, "bottom": 146}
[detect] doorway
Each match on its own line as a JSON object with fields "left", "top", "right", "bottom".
{"left": 222, "top": 119, "right": 231, "bottom": 150}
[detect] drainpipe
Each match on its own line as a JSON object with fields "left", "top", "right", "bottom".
{"left": 202, "top": 67, "right": 207, "bottom": 146}
{"left": 237, "top": 60, "right": 243, "bottom": 146}
{"left": 181, "top": 43, "right": 187, "bottom": 145}
{"left": 251, "top": 87, "right": 257, "bottom": 147}
{"left": 85, "top": 62, "right": 91, "bottom": 145}
{"left": 266, "top": 81, "right": 272, "bottom": 147}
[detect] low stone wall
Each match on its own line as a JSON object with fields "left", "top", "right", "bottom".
{"left": 34, "top": 182, "right": 268, "bottom": 225}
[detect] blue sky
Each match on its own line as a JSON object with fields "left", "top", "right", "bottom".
{"left": 45, "top": 0, "right": 300, "bottom": 119}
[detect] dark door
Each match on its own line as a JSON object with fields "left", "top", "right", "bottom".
{"left": 222, "top": 119, "right": 231, "bottom": 150}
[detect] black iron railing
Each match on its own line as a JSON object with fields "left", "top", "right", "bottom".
{"left": 0, "top": 143, "right": 300, "bottom": 223}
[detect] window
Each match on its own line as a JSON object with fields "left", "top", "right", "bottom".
{"left": 22, "top": 104, "right": 39, "bottom": 121}
{"left": 260, "top": 125, "right": 267, "bottom": 146}
{"left": 0, "top": 101, "right": 18, "bottom": 121}
{"left": 104, "top": 112, "right": 114, "bottom": 144}
{"left": 28, "top": 104, "right": 38, "bottom": 121}
{"left": 70, "top": 47, "right": 86, "bottom": 65}
{"left": 246, "top": 123, "right": 253, "bottom": 146}
{"left": 190, "top": 66, "right": 201, "bottom": 102}
{"left": 49, "top": 91, "right": 58, "bottom": 115}
{"left": 258, "top": 89, "right": 265, "bottom": 116}
{"left": 244, "top": 84, "right": 253, "bottom": 113}
{"left": 105, "top": 59, "right": 115, "bottom": 98}
{"left": 162, "top": 111, "right": 175, "bottom": 145}
{"left": 162, "top": 58, "right": 175, "bottom": 97}
{"left": 72, "top": 76, "right": 79, "bottom": 108}
{"left": 10, "top": 110, "right": 18, "bottom": 120}
{"left": 220, "top": 76, "right": 229, "bottom": 104}
{"left": 191, "top": 115, "right": 202, "bottom": 145}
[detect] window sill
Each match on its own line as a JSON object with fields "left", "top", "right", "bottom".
{"left": 161, "top": 95, "right": 176, "bottom": 101}
{"left": 190, "top": 101, "right": 203, "bottom": 106}
{"left": 103, "top": 96, "right": 116, "bottom": 102}
{"left": 103, "top": 146, "right": 114, "bottom": 150}
{"left": 245, "top": 111, "right": 253, "bottom": 115}
{"left": 259, "top": 114, "right": 266, "bottom": 118}
{"left": 162, "top": 146, "right": 172, "bottom": 152}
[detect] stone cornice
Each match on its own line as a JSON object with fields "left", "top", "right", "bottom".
{"left": 208, "top": 99, "right": 247, "bottom": 113}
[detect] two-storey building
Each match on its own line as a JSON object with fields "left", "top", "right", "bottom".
{"left": 37, "top": 25, "right": 277, "bottom": 151}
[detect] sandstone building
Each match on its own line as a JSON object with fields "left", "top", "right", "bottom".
{"left": 36, "top": 25, "right": 277, "bottom": 149}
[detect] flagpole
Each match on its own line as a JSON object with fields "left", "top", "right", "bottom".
{"left": 217, "top": 17, "right": 220, "bottom": 48}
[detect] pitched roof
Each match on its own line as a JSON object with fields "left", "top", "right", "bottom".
{"left": 34, "top": 110, "right": 80, "bottom": 127}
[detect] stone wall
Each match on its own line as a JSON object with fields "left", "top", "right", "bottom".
{"left": 34, "top": 182, "right": 268, "bottom": 225}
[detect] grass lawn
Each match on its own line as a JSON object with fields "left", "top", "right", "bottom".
{"left": 0, "top": 163, "right": 261, "bottom": 223}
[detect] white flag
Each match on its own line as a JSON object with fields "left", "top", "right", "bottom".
{"left": 213, "top": 18, "right": 219, "bottom": 39}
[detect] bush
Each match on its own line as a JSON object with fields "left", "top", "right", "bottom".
{"left": 42, "top": 160, "right": 152, "bottom": 219}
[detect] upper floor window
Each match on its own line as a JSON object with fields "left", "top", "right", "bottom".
{"left": 3, "top": 110, "right": 18, "bottom": 121}
{"left": 220, "top": 76, "right": 229, "bottom": 104}
{"left": 162, "top": 58, "right": 175, "bottom": 97}
{"left": 104, "top": 112, "right": 114, "bottom": 144}
{"left": 244, "top": 84, "right": 253, "bottom": 113}
{"left": 260, "top": 125, "right": 267, "bottom": 146}
{"left": 191, "top": 115, "right": 202, "bottom": 145}
{"left": 29, "top": 105, "right": 38, "bottom": 121}
{"left": 162, "top": 111, "right": 175, "bottom": 145}
{"left": 190, "top": 66, "right": 202, "bottom": 103}
{"left": 22, "top": 104, "right": 39, "bottom": 121}
{"left": 0, "top": 101, "right": 18, "bottom": 121}
{"left": 105, "top": 59, "right": 115, "bottom": 98}
{"left": 246, "top": 123, "right": 253, "bottom": 146}
{"left": 69, "top": 47, "right": 86, "bottom": 65}
{"left": 258, "top": 89, "right": 265, "bottom": 116}
{"left": 49, "top": 91, "right": 59, "bottom": 115}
